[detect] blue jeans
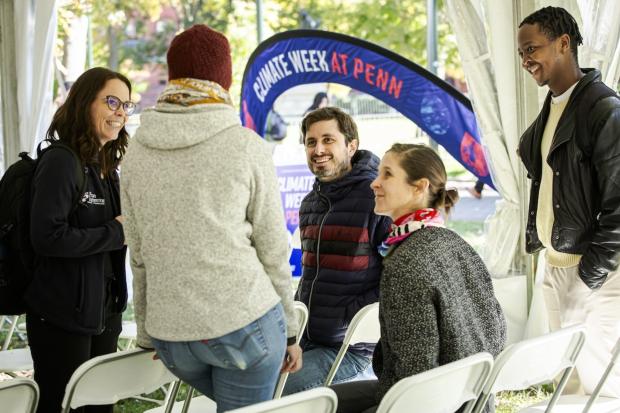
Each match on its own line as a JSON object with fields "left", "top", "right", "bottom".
{"left": 152, "top": 304, "right": 286, "bottom": 412}
{"left": 282, "top": 342, "right": 375, "bottom": 395}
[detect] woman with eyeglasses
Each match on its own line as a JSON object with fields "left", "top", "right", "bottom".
{"left": 25, "top": 67, "right": 135, "bottom": 413}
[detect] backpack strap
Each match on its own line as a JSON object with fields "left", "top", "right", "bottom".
{"left": 575, "top": 81, "right": 617, "bottom": 158}
{"left": 37, "top": 141, "right": 86, "bottom": 213}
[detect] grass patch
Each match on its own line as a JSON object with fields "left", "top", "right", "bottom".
{"left": 496, "top": 386, "right": 553, "bottom": 412}
{"left": 113, "top": 383, "right": 193, "bottom": 413}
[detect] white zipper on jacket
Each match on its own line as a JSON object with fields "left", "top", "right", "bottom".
{"left": 305, "top": 184, "right": 332, "bottom": 341}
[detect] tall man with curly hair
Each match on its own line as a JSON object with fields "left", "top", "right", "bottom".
{"left": 518, "top": 6, "right": 620, "bottom": 397}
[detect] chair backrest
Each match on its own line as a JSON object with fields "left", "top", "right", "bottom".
{"left": 324, "top": 302, "right": 380, "bottom": 386}
{"left": 0, "top": 377, "right": 39, "bottom": 413}
{"left": 376, "top": 352, "right": 494, "bottom": 413}
{"left": 228, "top": 387, "right": 337, "bottom": 413}
{"left": 0, "top": 347, "right": 34, "bottom": 374}
{"left": 273, "top": 301, "right": 309, "bottom": 398}
{"left": 61, "top": 348, "right": 177, "bottom": 413}
{"left": 469, "top": 324, "right": 586, "bottom": 413}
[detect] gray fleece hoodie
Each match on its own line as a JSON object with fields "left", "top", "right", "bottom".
{"left": 121, "top": 102, "right": 298, "bottom": 348}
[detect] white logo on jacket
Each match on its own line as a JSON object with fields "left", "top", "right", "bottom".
{"left": 81, "top": 192, "right": 105, "bottom": 205}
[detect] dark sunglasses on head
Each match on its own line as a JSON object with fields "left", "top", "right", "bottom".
{"left": 103, "top": 95, "right": 136, "bottom": 116}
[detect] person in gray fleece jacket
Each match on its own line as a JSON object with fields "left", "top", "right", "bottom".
{"left": 332, "top": 144, "right": 506, "bottom": 413}
{"left": 120, "top": 25, "right": 301, "bottom": 412}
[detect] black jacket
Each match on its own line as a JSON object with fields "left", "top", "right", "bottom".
{"left": 295, "top": 150, "right": 391, "bottom": 355}
{"left": 519, "top": 69, "right": 620, "bottom": 289}
{"left": 26, "top": 147, "right": 127, "bottom": 334}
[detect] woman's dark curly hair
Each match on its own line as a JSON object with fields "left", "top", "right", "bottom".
{"left": 45, "top": 67, "right": 131, "bottom": 176}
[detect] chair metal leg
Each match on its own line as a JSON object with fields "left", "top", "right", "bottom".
{"left": 2, "top": 315, "right": 19, "bottom": 351}
{"left": 162, "top": 380, "right": 182, "bottom": 413}
{"left": 582, "top": 340, "right": 620, "bottom": 413}
{"left": 545, "top": 366, "right": 575, "bottom": 413}
{"left": 273, "top": 372, "right": 289, "bottom": 399}
{"left": 180, "top": 387, "right": 194, "bottom": 413}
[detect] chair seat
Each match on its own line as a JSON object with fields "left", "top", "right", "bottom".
{"left": 0, "top": 348, "right": 34, "bottom": 372}
{"left": 144, "top": 395, "right": 217, "bottom": 413}
{"left": 519, "top": 395, "right": 620, "bottom": 413}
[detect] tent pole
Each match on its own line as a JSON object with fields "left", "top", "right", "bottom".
{"left": 0, "top": 0, "right": 19, "bottom": 174}
{"left": 513, "top": 0, "right": 540, "bottom": 312}
{"left": 426, "top": 0, "right": 439, "bottom": 150}
{"left": 256, "top": 0, "right": 265, "bottom": 43}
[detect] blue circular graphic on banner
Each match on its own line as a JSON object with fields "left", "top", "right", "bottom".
{"left": 420, "top": 95, "right": 451, "bottom": 135}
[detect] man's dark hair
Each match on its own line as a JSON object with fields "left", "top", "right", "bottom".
{"left": 301, "top": 107, "right": 358, "bottom": 145}
{"left": 520, "top": 6, "right": 583, "bottom": 63}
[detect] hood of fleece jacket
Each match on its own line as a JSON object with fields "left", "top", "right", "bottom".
{"left": 134, "top": 103, "right": 241, "bottom": 150}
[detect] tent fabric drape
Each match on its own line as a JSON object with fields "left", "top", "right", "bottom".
{"left": 576, "top": 0, "right": 620, "bottom": 87}
{"left": 14, "top": 0, "right": 57, "bottom": 155}
{"left": 447, "top": 0, "right": 620, "bottom": 343}
{"left": 445, "top": 0, "right": 522, "bottom": 277}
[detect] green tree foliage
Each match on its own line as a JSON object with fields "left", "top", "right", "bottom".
{"left": 58, "top": 0, "right": 163, "bottom": 70}
{"left": 269, "top": 0, "right": 462, "bottom": 78}
{"left": 56, "top": 0, "right": 463, "bottom": 106}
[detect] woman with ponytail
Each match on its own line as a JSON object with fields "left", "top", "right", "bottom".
{"left": 332, "top": 144, "right": 506, "bottom": 413}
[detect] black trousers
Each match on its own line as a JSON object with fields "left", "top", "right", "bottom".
{"left": 332, "top": 380, "right": 379, "bottom": 413}
{"left": 332, "top": 379, "right": 494, "bottom": 413}
{"left": 26, "top": 308, "right": 122, "bottom": 413}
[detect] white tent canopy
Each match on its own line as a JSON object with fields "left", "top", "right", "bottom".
{"left": 1, "top": 0, "right": 619, "bottom": 345}
{"left": 0, "top": 0, "right": 56, "bottom": 174}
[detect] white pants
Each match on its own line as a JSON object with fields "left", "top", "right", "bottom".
{"left": 543, "top": 263, "right": 620, "bottom": 397}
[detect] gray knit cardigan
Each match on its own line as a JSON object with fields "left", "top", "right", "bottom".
{"left": 373, "top": 226, "right": 507, "bottom": 404}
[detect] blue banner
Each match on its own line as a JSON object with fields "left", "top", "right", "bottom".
{"left": 240, "top": 30, "right": 492, "bottom": 276}
{"left": 240, "top": 30, "right": 491, "bottom": 186}
{"left": 276, "top": 165, "right": 315, "bottom": 276}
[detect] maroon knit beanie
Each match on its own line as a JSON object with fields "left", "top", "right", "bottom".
{"left": 166, "top": 24, "right": 232, "bottom": 90}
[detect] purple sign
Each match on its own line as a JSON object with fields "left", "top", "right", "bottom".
{"left": 277, "top": 165, "right": 315, "bottom": 276}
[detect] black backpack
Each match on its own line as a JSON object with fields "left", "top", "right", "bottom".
{"left": 0, "top": 143, "right": 85, "bottom": 315}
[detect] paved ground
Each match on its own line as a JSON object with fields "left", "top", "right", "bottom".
{"left": 449, "top": 180, "right": 501, "bottom": 222}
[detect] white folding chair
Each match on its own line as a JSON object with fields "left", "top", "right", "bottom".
{"left": 273, "top": 301, "right": 309, "bottom": 398}
{"left": 0, "top": 347, "right": 33, "bottom": 377}
{"left": 227, "top": 387, "right": 337, "bottom": 413}
{"left": 468, "top": 324, "right": 587, "bottom": 413}
{"left": 146, "top": 301, "right": 309, "bottom": 413}
{"left": 0, "top": 315, "right": 33, "bottom": 377}
{"left": 523, "top": 336, "right": 620, "bottom": 413}
{"left": 324, "top": 302, "right": 380, "bottom": 386}
{"left": 60, "top": 348, "right": 177, "bottom": 413}
{"left": 376, "top": 352, "right": 494, "bottom": 413}
{"left": 0, "top": 377, "right": 39, "bottom": 413}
